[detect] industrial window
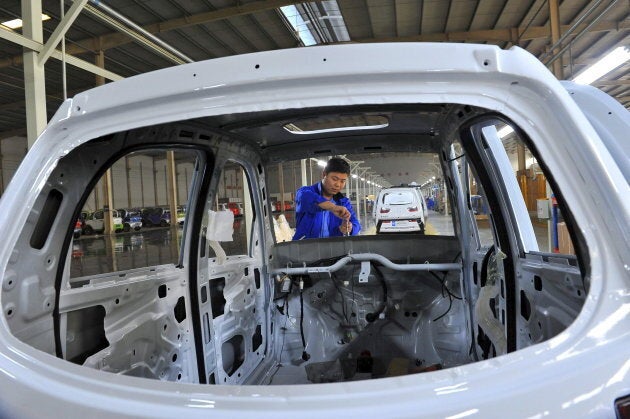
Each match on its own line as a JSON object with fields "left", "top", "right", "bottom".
{"left": 69, "top": 148, "right": 198, "bottom": 279}
{"left": 205, "top": 161, "right": 254, "bottom": 258}
{"left": 268, "top": 152, "right": 455, "bottom": 242}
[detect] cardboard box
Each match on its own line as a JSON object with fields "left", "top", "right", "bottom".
{"left": 557, "top": 222, "right": 575, "bottom": 255}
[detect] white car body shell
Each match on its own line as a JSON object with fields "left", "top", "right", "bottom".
{"left": 0, "top": 43, "right": 628, "bottom": 418}
{"left": 374, "top": 187, "right": 426, "bottom": 233}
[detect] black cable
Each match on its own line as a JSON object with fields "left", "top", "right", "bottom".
{"left": 431, "top": 252, "right": 463, "bottom": 321}
{"left": 432, "top": 296, "right": 453, "bottom": 322}
{"left": 331, "top": 272, "right": 349, "bottom": 324}
{"left": 429, "top": 271, "right": 462, "bottom": 301}
{"left": 367, "top": 263, "right": 388, "bottom": 322}
{"left": 269, "top": 297, "right": 290, "bottom": 385}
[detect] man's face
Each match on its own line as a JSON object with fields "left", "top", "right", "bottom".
{"left": 321, "top": 171, "right": 348, "bottom": 198}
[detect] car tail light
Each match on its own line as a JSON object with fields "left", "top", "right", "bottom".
{"left": 380, "top": 208, "right": 390, "bottom": 214}
{"left": 616, "top": 394, "right": 630, "bottom": 419}
{"left": 407, "top": 206, "right": 418, "bottom": 212}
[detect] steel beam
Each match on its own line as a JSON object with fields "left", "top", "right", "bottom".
{"left": 0, "top": 27, "right": 123, "bottom": 81}
{"left": 22, "top": 0, "right": 47, "bottom": 148}
{"left": 39, "top": 0, "right": 88, "bottom": 66}
{"left": 1, "top": 6, "right": 628, "bottom": 71}
{"left": 355, "top": 20, "right": 629, "bottom": 44}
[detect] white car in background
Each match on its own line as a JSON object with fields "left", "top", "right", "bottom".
{"left": 0, "top": 43, "right": 628, "bottom": 418}
{"left": 374, "top": 187, "right": 426, "bottom": 234}
{"left": 82, "top": 209, "right": 124, "bottom": 235}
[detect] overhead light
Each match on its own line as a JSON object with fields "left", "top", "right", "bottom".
{"left": 572, "top": 46, "right": 630, "bottom": 85}
{"left": 351, "top": 174, "right": 358, "bottom": 179}
{"left": 283, "top": 115, "right": 389, "bottom": 135}
{"left": 280, "top": 5, "right": 317, "bottom": 46}
{"left": 316, "top": 160, "right": 326, "bottom": 168}
{"left": 1, "top": 14, "right": 51, "bottom": 30}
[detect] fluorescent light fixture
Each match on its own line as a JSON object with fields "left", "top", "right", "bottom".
{"left": 316, "top": 160, "right": 326, "bottom": 168}
{"left": 497, "top": 125, "right": 515, "bottom": 138}
{"left": 283, "top": 123, "right": 388, "bottom": 135}
{"left": 573, "top": 46, "right": 630, "bottom": 85}
{"left": 351, "top": 174, "right": 358, "bottom": 179}
{"left": 1, "top": 14, "right": 51, "bottom": 29}
{"left": 360, "top": 177, "right": 365, "bottom": 181}
{"left": 280, "top": 5, "right": 317, "bottom": 46}
{"left": 283, "top": 115, "right": 389, "bottom": 135}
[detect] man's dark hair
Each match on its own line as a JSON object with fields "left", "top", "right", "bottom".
{"left": 324, "top": 157, "right": 350, "bottom": 175}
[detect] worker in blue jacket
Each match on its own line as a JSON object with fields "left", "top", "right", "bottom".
{"left": 292, "top": 157, "right": 361, "bottom": 240}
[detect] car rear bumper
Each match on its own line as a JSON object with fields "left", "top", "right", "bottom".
{"left": 378, "top": 219, "right": 423, "bottom": 232}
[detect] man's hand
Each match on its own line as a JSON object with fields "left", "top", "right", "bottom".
{"left": 318, "top": 201, "right": 350, "bottom": 220}
{"left": 339, "top": 219, "right": 352, "bottom": 235}
{"left": 330, "top": 205, "right": 350, "bottom": 220}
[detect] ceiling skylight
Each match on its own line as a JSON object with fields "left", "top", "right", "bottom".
{"left": 1, "top": 14, "right": 51, "bottom": 30}
{"left": 280, "top": 5, "right": 317, "bottom": 46}
{"left": 572, "top": 46, "right": 630, "bottom": 85}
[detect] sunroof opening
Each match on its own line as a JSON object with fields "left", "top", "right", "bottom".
{"left": 283, "top": 115, "right": 389, "bottom": 135}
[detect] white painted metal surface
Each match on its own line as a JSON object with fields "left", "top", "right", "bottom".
{"left": 0, "top": 43, "right": 628, "bottom": 418}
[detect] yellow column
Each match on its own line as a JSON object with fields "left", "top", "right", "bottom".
{"left": 166, "top": 151, "right": 179, "bottom": 226}
{"left": 549, "top": 0, "right": 563, "bottom": 79}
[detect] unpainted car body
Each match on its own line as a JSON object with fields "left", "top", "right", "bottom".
{"left": 0, "top": 43, "right": 628, "bottom": 418}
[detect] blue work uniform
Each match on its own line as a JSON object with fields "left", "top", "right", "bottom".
{"left": 292, "top": 182, "right": 361, "bottom": 240}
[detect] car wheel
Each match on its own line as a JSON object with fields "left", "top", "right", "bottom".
{"left": 84, "top": 226, "right": 94, "bottom": 235}
{"left": 376, "top": 221, "right": 382, "bottom": 234}
{"left": 134, "top": 225, "right": 141, "bottom": 231}
{"left": 123, "top": 223, "right": 130, "bottom": 232}
{"left": 160, "top": 220, "right": 168, "bottom": 227}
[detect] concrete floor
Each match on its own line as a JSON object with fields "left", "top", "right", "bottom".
{"left": 70, "top": 210, "right": 550, "bottom": 278}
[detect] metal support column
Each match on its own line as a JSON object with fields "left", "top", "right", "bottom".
{"left": 354, "top": 173, "right": 361, "bottom": 218}
{"left": 102, "top": 169, "right": 114, "bottom": 234}
{"left": 166, "top": 151, "right": 179, "bottom": 228}
{"left": 139, "top": 161, "right": 145, "bottom": 208}
{"left": 22, "top": 0, "right": 47, "bottom": 148}
{"left": 300, "top": 159, "right": 308, "bottom": 187}
{"left": 94, "top": 50, "right": 115, "bottom": 234}
{"left": 38, "top": 0, "right": 88, "bottom": 66}
{"left": 549, "top": 0, "right": 563, "bottom": 79}
{"left": 278, "top": 163, "right": 285, "bottom": 215}
{"left": 152, "top": 157, "right": 158, "bottom": 205}
{"left": 125, "top": 156, "right": 132, "bottom": 207}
